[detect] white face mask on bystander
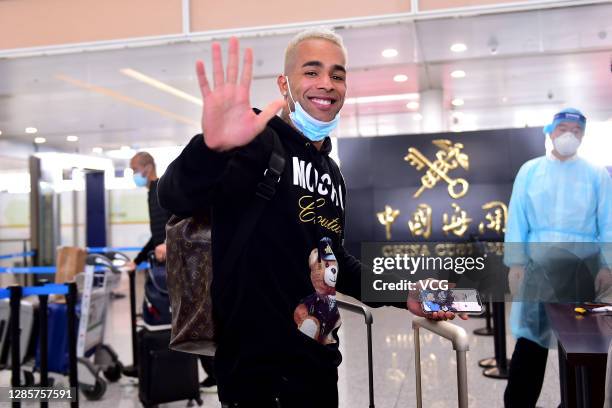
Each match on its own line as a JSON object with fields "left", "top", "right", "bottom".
{"left": 552, "top": 132, "right": 581, "bottom": 157}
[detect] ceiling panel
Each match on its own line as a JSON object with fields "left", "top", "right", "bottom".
{"left": 0, "top": 2, "right": 610, "bottom": 156}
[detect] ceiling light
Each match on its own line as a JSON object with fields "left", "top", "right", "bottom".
{"left": 92, "top": 147, "right": 103, "bottom": 154}
{"left": 0, "top": 130, "right": 3, "bottom": 136}
{"left": 502, "top": 96, "right": 508, "bottom": 103}
{"left": 34, "top": 137, "right": 46, "bottom": 144}
{"left": 382, "top": 49, "right": 398, "bottom": 58}
{"left": 56, "top": 74, "right": 199, "bottom": 127}
{"left": 406, "top": 101, "right": 420, "bottom": 110}
{"left": 451, "top": 98, "right": 465, "bottom": 107}
{"left": 120, "top": 68, "right": 202, "bottom": 106}
{"left": 25, "top": 127, "right": 38, "bottom": 134}
{"left": 345, "top": 93, "right": 419, "bottom": 105}
{"left": 450, "top": 43, "right": 467, "bottom": 53}
{"left": 393, "top": 74, "right": 408, "bottom": 83}
{"left": 451, "top": 70, "right": 466, "bottom": 79}
{"left": 413, "top": 113, "right": 423, "bottom": 121}
{"left": 66, "top": 135, "right": 79, "bottom": 142}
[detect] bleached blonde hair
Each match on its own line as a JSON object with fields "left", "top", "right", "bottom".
{"left": 284, "top": 27, "right": 348, "bottom": 72}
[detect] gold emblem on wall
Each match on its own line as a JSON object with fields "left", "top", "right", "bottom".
{"left": 404, "top": 139, "right": 470, "bottom": 199}
{"left": 377, "top": 205, "right": 400, "bottom": 241}
{"left": 408, "top": 204, "right": 432, "bottom": 239}
{"left": 478, "top": 201, "right": 508, "bottom": 235}
{"left": 442, "top": 203, "right": 472, "bottom": 237}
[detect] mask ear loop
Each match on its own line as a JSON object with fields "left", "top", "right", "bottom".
{"left": 285, "top": 76, "right": 297, "bottom": 108}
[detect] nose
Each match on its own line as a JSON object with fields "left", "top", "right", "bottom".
{"left": 331, "top": 267, "right": 337, "bottom": 275}
{"left": 317, "top": 75, "right": 334, "bottom": 92}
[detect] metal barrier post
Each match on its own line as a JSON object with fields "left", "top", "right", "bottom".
{"left": 483, "top": 302, "right": 509, "bottom": 379}
{"left": 65, "top": 282, "right": 79, "bottom": 408}
{"left": 412, "top": 318, "right": 470, "bottom": 408}
{"left": 474, "top": 299, "right": 493, "bottom": 336}
{"left": 22, "top": 240, "right": 28, "bottom": 267}
{"left": 414, "top": 325, "right": 423, "bottom": 408}
{"left": 120, "top": 268, "right": 139, "bottom": 377}
{"left": 37, "top": 279, "right": 49, "bottom": 408}
{"left": 9, "top": 285, "right": 22, "bottom": 408}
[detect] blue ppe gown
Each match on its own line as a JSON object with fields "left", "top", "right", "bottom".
{"left": 504, "top": 155, "right": 612, "bottom": 348}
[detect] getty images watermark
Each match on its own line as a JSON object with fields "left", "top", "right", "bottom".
{"left": 371, "top": 253, "right": 486, "bottom": 291}
{"left": 360, "top": 241, "right": 610, "bottom": 303}
{"left": 360, "top": 241, "right": 508, "bottom": 303}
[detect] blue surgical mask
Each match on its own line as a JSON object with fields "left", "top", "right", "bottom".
{"left": 133, "top": 172, "right": 147, "bottom": 187}
{"left": 285, "top": 76, "right": 340, "bottom": 142}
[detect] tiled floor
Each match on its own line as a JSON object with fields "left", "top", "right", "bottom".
{"left": 1, "top": 272, "right": 562, "bottom": 407}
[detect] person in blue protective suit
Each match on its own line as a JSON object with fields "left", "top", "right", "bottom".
{"left": 503, "top": 108, "right": 612, "bottom": 407}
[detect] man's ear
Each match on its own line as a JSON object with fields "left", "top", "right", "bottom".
{"left": 277, "top": 75, "right": 288, "bottom": 97}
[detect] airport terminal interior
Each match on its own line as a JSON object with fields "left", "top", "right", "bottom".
{"left": 1, "top": 0, "right": 612, "bottom": 407}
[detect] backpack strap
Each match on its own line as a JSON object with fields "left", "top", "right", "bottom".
{"left": 256, "top": 132, "right": 286, "bottom": 201}
{"left": 220, "top": 129, "right": 286, "bottom": 274}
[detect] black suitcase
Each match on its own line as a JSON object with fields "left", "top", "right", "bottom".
{"left": 138, "top": 327, "right": 202, "bottom": 407}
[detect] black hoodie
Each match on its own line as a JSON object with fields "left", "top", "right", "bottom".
{"left": 158, "top": 113, "right": 364, "bottom": 401}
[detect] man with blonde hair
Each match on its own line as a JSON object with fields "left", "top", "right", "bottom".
{"left": 159, "top": 28, "right": 457, "bottom": 408}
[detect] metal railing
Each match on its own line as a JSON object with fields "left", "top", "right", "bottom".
{"left": 337, "top": 299, "right": 375, "bottom": 408}
{"left": 412, "top": 318, "right": 470, "bottom": 408}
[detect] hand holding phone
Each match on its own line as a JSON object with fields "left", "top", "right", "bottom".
{"left": 419, "top": 288, "right": 483, "bottom": 315}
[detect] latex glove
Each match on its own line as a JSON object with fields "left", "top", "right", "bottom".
{"left": 508, "top": 265, "right": 525, "bottom": 298}
{"left": 595, "top": 267, "right": 612, "bottom": 303}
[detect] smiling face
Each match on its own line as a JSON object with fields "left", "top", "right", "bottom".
{"left": 278, "top": 38, "right": 347, "bottom": 123}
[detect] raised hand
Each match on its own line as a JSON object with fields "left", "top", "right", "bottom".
{"left": 196, "top": 37, "right": 286, "bottom": 152}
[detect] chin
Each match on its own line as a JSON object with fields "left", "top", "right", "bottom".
{"left": 312, "top": 110, "right": 340, "bottom": 122}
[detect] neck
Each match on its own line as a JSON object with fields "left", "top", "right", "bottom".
{"left": 281, "top": 108, "right": 324, "bottom": 151}
{"left": 551, "top": 149, "right": 573, "bottom": 161}
{"left": 147, "top": 175, "right": 158, "bottom": 188}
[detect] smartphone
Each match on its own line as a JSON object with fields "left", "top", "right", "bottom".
{"left": 419, "top": 288, "right": 483, "bottom": 315}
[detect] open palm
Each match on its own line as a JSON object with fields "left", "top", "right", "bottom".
{"left": 196, "top": 37, "right": 285, "bottom": 151}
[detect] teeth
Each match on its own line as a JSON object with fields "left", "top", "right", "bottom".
{"left": 312, "top": 98, "right": 332, "bottom": 105}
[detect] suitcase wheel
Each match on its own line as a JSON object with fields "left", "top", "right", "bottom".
{"left": 103, "top": 362, "right": 122, "bottom": 382}
{"left": 81, "top": 377, "right": 107, "bottom": 400}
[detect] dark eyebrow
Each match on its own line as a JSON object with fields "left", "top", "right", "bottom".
{"left": 301, "top": 60, "right": 346, "bottom": 73}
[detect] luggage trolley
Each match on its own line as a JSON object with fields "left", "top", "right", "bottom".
{"left": 412, "top": 318, "right": 470, "bottom": 408}
{"left": 70, "top": 254, "right": 124, "bottom": 399}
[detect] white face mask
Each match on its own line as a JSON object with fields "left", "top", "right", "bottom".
{"left": 552, "top": 132, "right": 581, "bottom": 157}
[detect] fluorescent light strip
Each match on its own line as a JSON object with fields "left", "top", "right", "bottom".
{"left": 120, "top": 68, "right": 203, "bottom": 106}
{"left": 345, "top": 93, "right": 419, "bottom": 105}
{"left": 55, "top": 74, "right": 199, "bottom": 127}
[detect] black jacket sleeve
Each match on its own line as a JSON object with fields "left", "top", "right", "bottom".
{"left": 335, "top": 245, "right": 408, "bottom": 309}
{"left": 335, "top": 245, "right": 362, "bottom": 300}
{"left": 333, "top": 166, "right": 405, "bottom": 308}
{"left": 158, "top": 134, "right": 230, "bottom": 216}
{"left": 134, "top": 237, "right": 154, "bottom": 265}
{"left": 158, "top": 131, "right": 276, "bottom": 217}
